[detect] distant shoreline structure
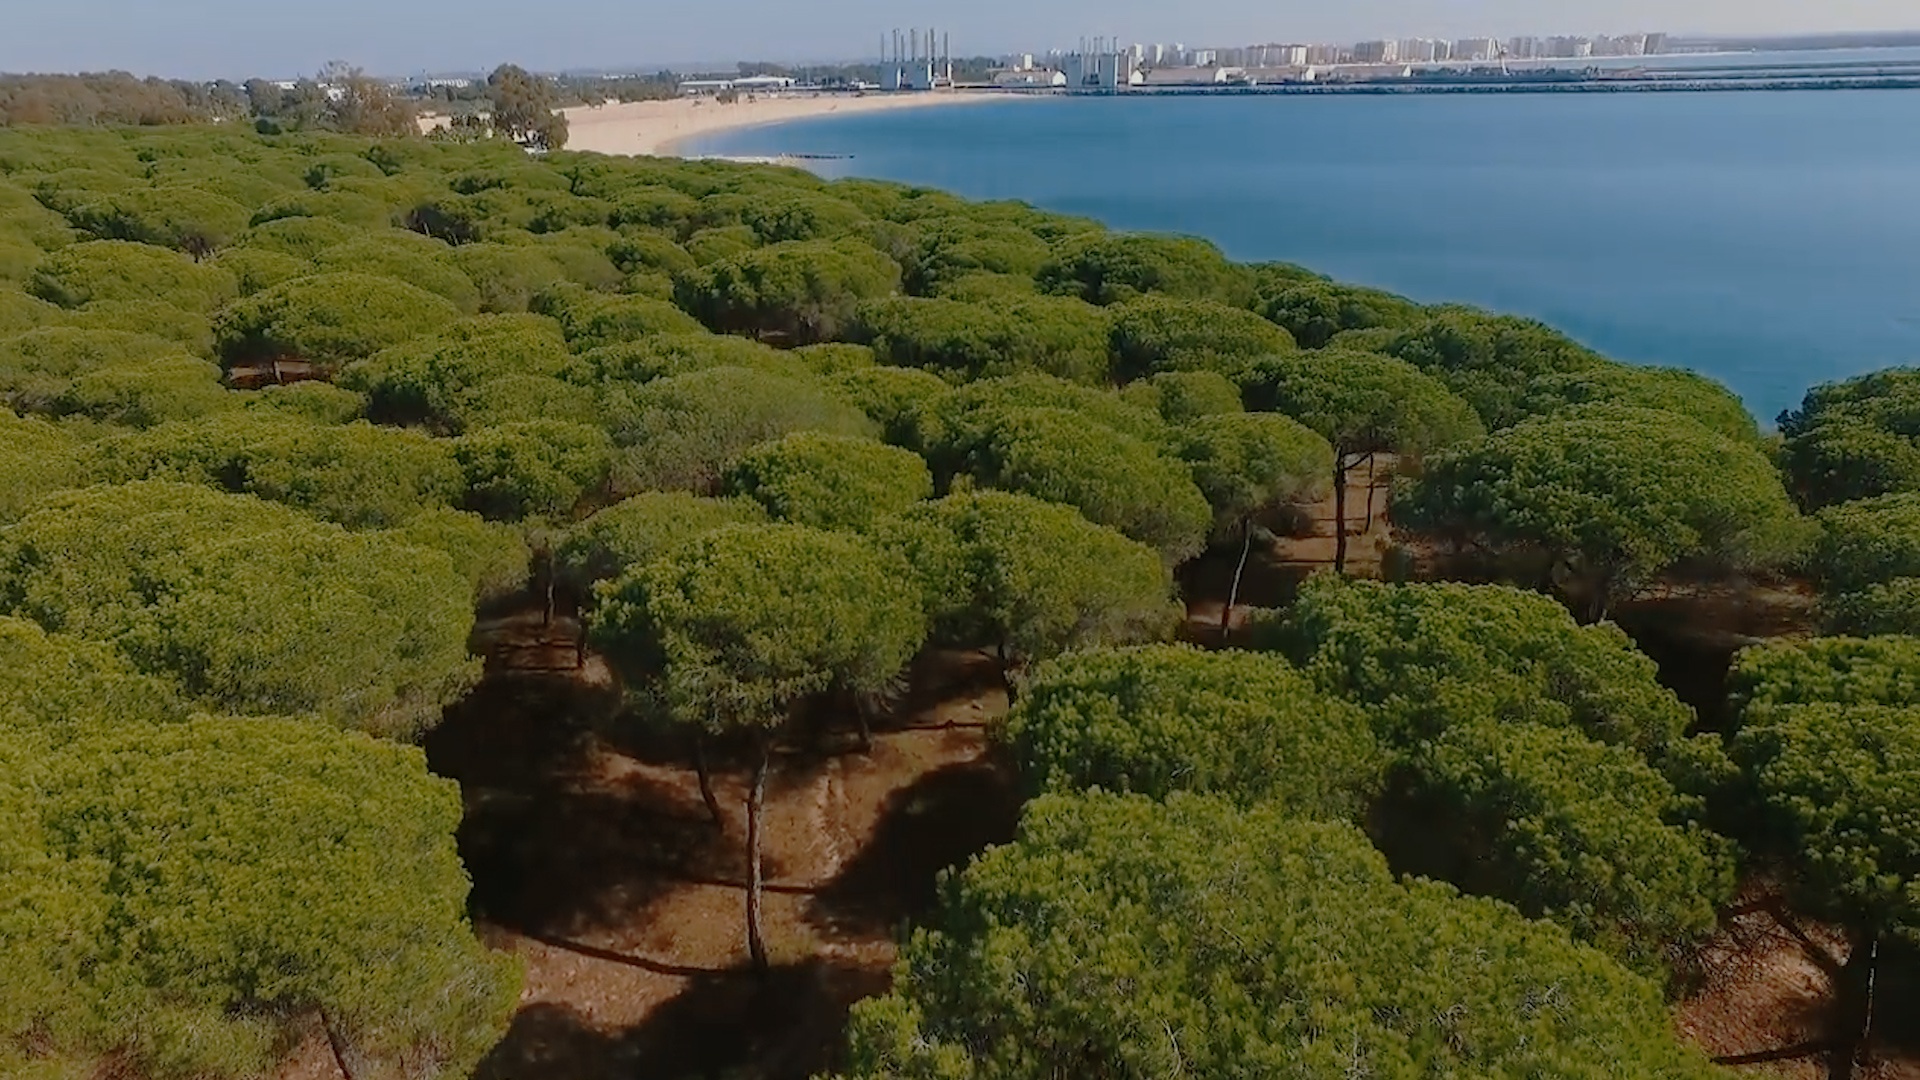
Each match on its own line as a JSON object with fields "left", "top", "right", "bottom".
{"left": 554, "top": 91, "right": 1012, "bottom": 158}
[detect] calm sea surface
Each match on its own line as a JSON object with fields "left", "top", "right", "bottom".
{"left": 688, "top": 86, "right": 1920, "bottom": 421}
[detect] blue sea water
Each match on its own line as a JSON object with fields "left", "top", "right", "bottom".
{"left": 688, "top": 88, "right": 1920, "bottom": 422}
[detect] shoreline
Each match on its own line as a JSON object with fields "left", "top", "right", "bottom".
{"left": 553, "top": 91, "right": 1015, "bottom": 159}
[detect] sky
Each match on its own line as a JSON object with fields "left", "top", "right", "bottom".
{"left": 3, "top": 0, "right": 1917, "bottom": 80}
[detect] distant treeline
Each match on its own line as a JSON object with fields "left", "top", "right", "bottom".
{"left": 0, "top": 71, "right": 248, "bottom": 127}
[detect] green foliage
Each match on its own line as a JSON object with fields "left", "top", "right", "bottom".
{"left": 341, "top": 313, "right": 571, "bottom": 429}
{"left": 91, "top": 415, "right": 464, "bottom": 528}
{"left": 70, "top": 297, "right": 214, "bottom": 353}
{"left": 1258, "top": 277, "right": 1424, "bottom": 348}
{"left": 877, "top": 491, "right": 1178, "bottom": 666}
{"left": 1730, "top": 636, "right": 1920, "bottom": 712}
{"left": 241, "top": 380, "right": 366, "bottom": 424}
{"left": 591, "top": 524, "right": 924, "bottom": 726}
{"left": 910, "top": 373, "right": 1169, "bottom": 472}
{"left": 5, "top": 717, "right": 519, "bottom": 1080}
{"left": 1734, "top": 701, "right": 1920, "bottom": 944}
{"left": 1383, "top": 310, "right": 1611, "bottom": 428}
{"left": 1398, "top": 406, "right": 1809, "bottom": 618}
{"left": 0, "top": 482, "right": 478, "bottom": 735}
{"left": 959, "top": 406, "right": 1213, "bottom": 563}
{"left": 30, "top": 239, "right": 238, "bottom": 311}
{"left": 1008, "top": 644, "right": 1381, "bottom": 815}
{"left": 1037, "top": 232, "right": 1254, "bottom": 307}
{"left": 1811, "top": 493, "right": 1920, "bottom": 594}
{"left": 854, "top": 294, "right": 1113, "bottom": 384}
{"left": 573, "top": 332, "right": 803, "bottom": 384}
{"left": 699, "top": 189, "right": 870, "bottom": 244}
{"left": 1177, "top": 411, "right": 1333, "bottom": 541}
{"left": 382, "top": 506, "right": 533, "bottom": 603}
{"left": 556, "top": 491, "right": 768, "bottom": 589}
{"left": 1408, "top": 719, "right": 1733, "bottom": 976}
{"left": 544, "top": 290, "right": 706, "bottom": 348}
{"left": 451, "top": 419, "right": 612, "bottom": 521}
{"left": 683, "top": 223, "right": 757, "bottom": 265}
{"left": 1778, "top": 367, "right": 1920, "bottom": 508}
{"left": 791, "top": 341, "right": 875, "bottom": 376}
{"left": 677, "top": 238, "right": 900, "bottom": 344}
{"left": 1825, "top": 578, "right": 1920, "bottom": 636}
{"left": 724, "top": 432, "right": 931, "bottom": 531}
{"left": 66, "top": 185, "right": 250, "bottom": 256}
{"left": 1120, "top": 369, "right": 1244, "bottom": 425}
{"left": 313, "top": 233, "right": 482, "bottom": 312}
{"left": 233, "top": 214, "right": 357, "bottom": 259}
{"left": 601, "top": 366, "right": 875, "bottom": 494}
{"left": 1266, "top": 577, "right": 1696, "bottom": 756}
{"left": 214, "top": 272, "right": 462, "bottom": 375}
{"left": 841, "top": 791, "right": 1722, "bottom": 1080}
{"left": 0, "top": 326, "right": 181, "bottom": 412}
{"left": 0, "top": 615, "right": 187, "bottom": 741}
{"left": 55, "top": 354, "right": 233, "bottom": 427}
{"left": 1244, "top": 349, "right": 1485, "bottom": 458}
{"left": 1109, "top": 294, "right": 1295, "bottom": 381}
{"left": 0, "top": 409, "right": 87, "bottom": 523}
{"left": 0, "top": 288, "right": 66, "bottom": 333}
{"left": 448, "top": 242, "right": 568, "bottom": 313}
{"left": 1522, "top": 365, "right": 1759, "bottom": 444}
{"left": 828, "top": 364, "right": 952, "bottom": 445}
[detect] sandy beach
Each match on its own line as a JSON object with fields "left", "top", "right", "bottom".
{"left": 550, "top": 92, "right": 1009, "bottom": 158}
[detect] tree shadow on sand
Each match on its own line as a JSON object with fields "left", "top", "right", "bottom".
{"left": 473, "top": 959, "right": 890, "bottom": 1080}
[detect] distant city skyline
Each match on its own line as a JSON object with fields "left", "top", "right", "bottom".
{"left": 3, "top": 0, "right": 1918, "bottom": 79}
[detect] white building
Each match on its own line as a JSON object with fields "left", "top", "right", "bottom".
{"left": 1454, "top": 37, "right": 1500, "bottom": 61}
{"left": 1353, "top": 40, "right": 1399, "bottom": 63}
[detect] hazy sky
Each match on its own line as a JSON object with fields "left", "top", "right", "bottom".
{"left": 4, "top": 0, "right": 1916, "bottom": 79}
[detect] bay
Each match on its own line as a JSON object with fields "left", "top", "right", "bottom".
{"left": 688, "top": 87, "right": 1920, "bottom": 421}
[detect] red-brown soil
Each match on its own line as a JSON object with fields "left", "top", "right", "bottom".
{"left": 420, "top": 646, "right": 1020, "bottom": 1080}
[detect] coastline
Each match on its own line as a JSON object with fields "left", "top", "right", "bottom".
{"left": 554, "top": 91, "right": 1016, "bottom": 159}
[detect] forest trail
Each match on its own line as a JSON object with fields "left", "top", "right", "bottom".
{"left": 415, "top": 647, "right": 1019, "bottom": 1080}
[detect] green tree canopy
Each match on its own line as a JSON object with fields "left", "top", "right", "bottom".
{"left": 600, "top": 365, "right": 875, "bottom": 494}
{"left": 1258, "top": 277, "right": 1425, "bottom": 349}
{"left": 1520, "top": 365, "right": 1759, "bottom": 445}
{"left": 1777, "top": 367, "right": 1920, "bottom": 509}
{"left": 0, "top": 482, "right": 479, "bottom": 736}
{"left": 3, "top": 716, "right": 519, "bottom": 1080}
{"left": 1177, "top": 410, "right": 1333, "bottom": 543}
{"left": 214, "top": 272, "right": 462, "bottom": 376}
{"left": 1245, "top": 349, "right": 1483, "bottom": 569}
{"left": 1397, "top": 406, "right": 1809, "bottom": 620}
{"left": 54, "top": 353, "right": 232, "bottom": 427}
{"left": 312, "top": 233, "right": 482, "bottom": 312}
{"left": 1037, "top": 232, "right": 1254, "bottom": 307}
{"left": 676, "top": 238, "right": 900, "bottom": 344}
{"left": 1007, "top": 644, "right": 1382, "bottom": 816}
{"left": 0, "top": 614, "right": 186, "bottom": 743}
{"left": 827, "top": 364, "right": 953, "bottom": 446}
{"left": 30, "top": 239, "right": 238, "bottom": 310}
{"left": 1730, "top": 635, "right": 1920, "bottom": 713}
{"left": 1120, "top": 368, "right": 1244, "bottom": 425}
{"left": 341, "top": 313, "right": 572, "bottom": 430}
{"left": 92, "top": 414, "right": 464, "bottom": 528}
{"left": 956, "top": 405, "right": 1213, "bottom": 563}
{"left": 877, "top": 491, "right": 1178, "bottom": 680}
{"left": 1108, "top": 294, "right": 1295, "bottom": 381}
{"left": 67, "top": 185, "right": 251, "bottom": 257}
{"left": 556, "top": 491, "right": 768, "bottom": 590}
{"left": 1382, "top": 309, "right": 1611, "bottom": 429}
{"left": 1405, "top": 718, "right": 1732, "bottom": 978}
{"left": 589, "top": 523, "right": 924, "bottom": 970}
{"left": 853, "top": 294, "right": 1113, "bottom": 385}
{"left": 451, "top": 419, "right": 612, "bottom": 522}
{"left": 1264, "top": 577, "right": 1696, "bottom": 757}
{"left": 1811, "top": 493, "right": 1920, "bottom": 595}
{"left": 487, "top": 64, "right": 569, "bottom": 149}
{"left": 0, "top": 325, "right": 182, "bottom": 413}
{"left": 0, "top": 408, "right": 87, "bottom": 523}
{"left": 840, "top": 792, "right": 1722, "bottom": 1080}
{"left": 723, "top": 432, "right": 931, "bottom": 531}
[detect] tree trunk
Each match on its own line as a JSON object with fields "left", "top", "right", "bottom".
{"left": 319, "top": 1007, "right": 357, "bottom": 1080}
{"left": 997, "top": 640, "right": 1021, "bottom": 707}
{"left": 745, "top": 737, "right": 770, "bottom": 978}
{"left": 1333, "top": 456, "right": 1351, "bottom": 575}
{"left": 1362, "top": 453, "right": 1378, "bottom": 533}
{"left": 1827, "top": 932, "right": 1879, "bottom": 1080}
{"left": 1221, "top": 517, "right": 1254, "bottom": 641}
{"left": 693, "top": 736, "right": 724, "bottom": 828}
{"left": 853, "top": 692, "right": 873, "bottom": 754}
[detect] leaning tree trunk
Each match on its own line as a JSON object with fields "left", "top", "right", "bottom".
{"left": 692, "top": 734, "right": 724, "bottom": 828}
{"left": 319, "top": 1006, "right": 357, "bottom": 1080}
{"left": 745, "top": 736, "right": 771, "bottom": 977}
{"left": 1362, "top": 453, "right": 1378, "bottom": 533}
{"left": 1333, "top": 456, "right": 1352, "bottom": 575}
{"left": 1221, "top": 517, "right": 1255, "bottom": 641}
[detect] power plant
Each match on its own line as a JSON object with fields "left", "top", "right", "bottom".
{"left": 879, "top": 27, "right": 952, "bottom": 90}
